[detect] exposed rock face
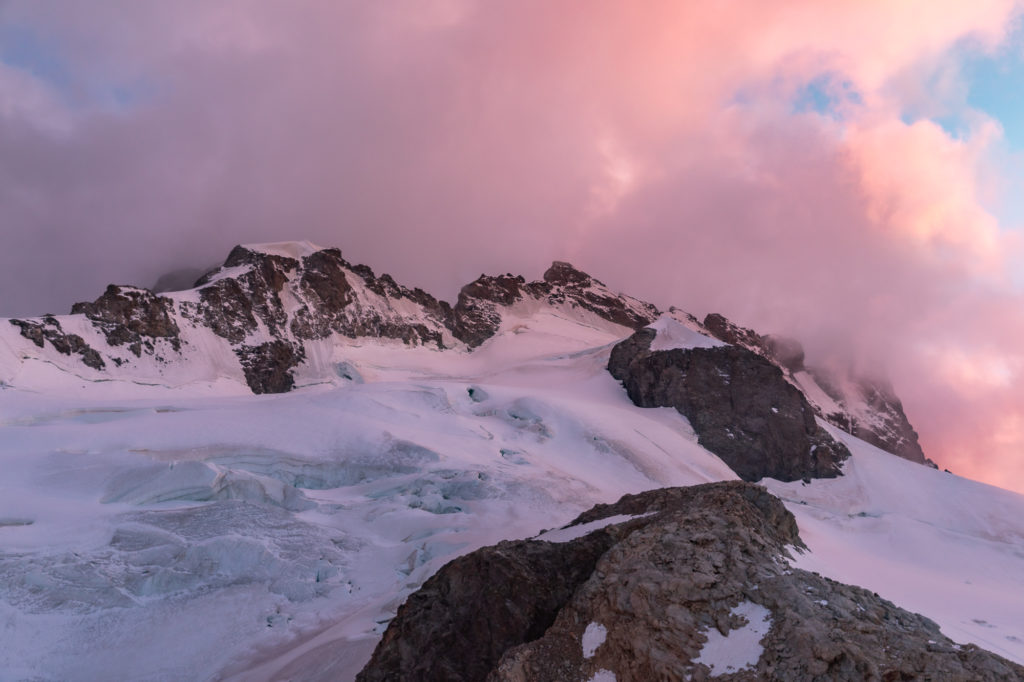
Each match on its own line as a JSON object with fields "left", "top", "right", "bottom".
{"left": 9, "top": 316, "right": 105, "bottom": 370}
{"left": 6, "top": 243, "right": 657, "bottom": 393}
{"left": 236, "top": 340, "right": 305, "bottom": 394}
{"left": 358, "top": 482, "right": 1024, "bottom": 682}
{"left": 538, "top": 261, "right": 659, "bottom": 331}
{"left": 450, "top": 274, "right": 529, "bottom": 347}
{"left": 357, "top": 533, "right": 613, "bottom": 682}
{"left": 608, "top": 329, "right": 849, "bottom": 482}
{"left": 449, "top": 262, "right": 659, "bottom": 348}
{"left": 189, "top": 277, "right": 258, "bottom": 344}
{"left": 289, "top": 248, "right": 450, "bottom": 348}
{"left": 701, "top": 313, "right": 928, "bottom": 465}
{"left": 71, "top": 285, "right": 181, "bottom": 356}
{"left": 808, "top": 366, "right": 929, "bottom": 466}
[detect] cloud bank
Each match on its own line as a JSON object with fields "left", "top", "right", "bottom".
{"left": 1, "top": 1, "right": 1023, "bottom": 492}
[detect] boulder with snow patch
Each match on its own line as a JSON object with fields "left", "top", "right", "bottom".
{"left": 358, "top": 481, "right": 1024, "bottom": 682}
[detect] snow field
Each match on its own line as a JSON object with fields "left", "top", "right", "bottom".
{"left": 0, "top": 307, "right": 1022, "bottom": 679}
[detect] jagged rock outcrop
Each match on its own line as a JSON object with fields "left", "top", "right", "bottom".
{"left": 700, "top": 313, "right": 928, "bottom": 465}
{"left": 358, "top": 482, "right": 1024, "bottom": 682}
{"left": 2, "top": 243, "right": 659, "bottom": 394}
{"left": 71, "top": 285, "right": 182, "bottom": 357}
{"left": 539, "top": 261, "right": 659, "bottom": 330}
{"left": 807, "top": 365, "right": 930, "bottom": 466}
{"left": 9, "top": 316, "right": 105, "bottom": 369}
{"left": 608, "top": 328, "right": 849, "bottom": 482}
{"left": 450, "top": 262, "right": 659, "bottom": 348}
{"left": 236, "top": 340, "right": 306, "bottom": 394}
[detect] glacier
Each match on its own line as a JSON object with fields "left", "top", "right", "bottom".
{"left": 0, "top": 244, "right": 1022, "bottom": 680}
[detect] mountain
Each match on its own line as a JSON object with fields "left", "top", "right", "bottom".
{"left": 1, "top": 241, "right": 1022, "bottom": 680}
{"left": 2, "top": 242, "right": 656, "bottom": 394}
{"left": 2, "top": 241, "right": 923, "bottom": 466}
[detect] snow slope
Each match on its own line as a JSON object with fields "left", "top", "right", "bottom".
{"left": 1, "top": 308, "right": 1022, "bottom": 680}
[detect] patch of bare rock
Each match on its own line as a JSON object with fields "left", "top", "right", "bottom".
{"left": 357, "top": 481, "right": 1024, "bottom": 682}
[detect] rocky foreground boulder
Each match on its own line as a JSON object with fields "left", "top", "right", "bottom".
{"left": 608, "top": 328, "right": 849, "bottom": 482}
{"left": 357, "top": 482, "right": 1024, "bottom": 682}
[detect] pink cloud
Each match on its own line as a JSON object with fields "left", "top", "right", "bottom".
{"left": 1, "top": 1, "right": 1023, "bottom": 491}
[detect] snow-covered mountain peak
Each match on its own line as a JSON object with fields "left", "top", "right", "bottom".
{"left": 238, "top": 240, "right": 328, "bottom": 260}
{"left": 646, "top": 313, "right": 725, "bottom": 352}
{"left": 0, "top": 242, "right": 927, "bottom": 467}
{"left": 0, "top": 246, "right": 659, "bottom": 395}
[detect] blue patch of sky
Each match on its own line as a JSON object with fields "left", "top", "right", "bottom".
{"left": 728, "top": 72, "right": 863, "bottom": 121}
{"left": 0, "top": 22, "right": 153, "bottom": 112}
{"left": 958, "top": 26, "right": 1024, "bottom": 231}
{"left": 0, "top": 23, "right": 71, "bottom": 90}
{"left": 791, "top": 73, "right": 862, "bottom": 119}
{"left": 961, "top": 52, "right": 1024, "bottom": 151}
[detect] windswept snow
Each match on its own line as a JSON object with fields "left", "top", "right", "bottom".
{"left": 241, "top": 240, "right": 327, "bottom": 260}
{"left": 536, "top": 513, "right": 654, "bottom": 543}
{"left": 763, "top": 425, "right": 1024, "bottom": 665}
{"left": 647, "top": 315, "right": 725, "bottom": 352}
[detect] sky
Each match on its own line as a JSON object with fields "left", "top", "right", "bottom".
{"left": 1, "top": 1, "right": 1024, "bottom": 494}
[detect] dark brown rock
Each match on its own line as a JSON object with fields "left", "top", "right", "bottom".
{"left": 448, "top": 274, "right": 526, "bottom": 348}
{"left": 538, "top": 262, "right": 659, "bottom": 331}
{"left": 360, "top": 482, "right": 1024, "bottom": 682}
{"left": 299, "top": 249, "right": 353, "bottom": 312}
{"left": 72, "top": 285, "right": 182, "bottom": 355}
{"left": 192, "top": 278, "right": 259, "bottom": 344}
{"left": 608, "top": 329, "right": 849, "bottom": 482}
{"left": 10, "top": 319, "right": 44, "bottom": 348}
{"left": 448, "top": 263, "right": 659, "bottom": 348}
{"left": 10, "top": 317, "right": 105, "bottom": 370}
{"left": 357, "top": 533, "right": 616, "bottom": 682}
{"left": 702, "top": 313, "right": 927, "bottom": 466}
{"left": 235, "top": 340, "right": 305, "bottom": 394}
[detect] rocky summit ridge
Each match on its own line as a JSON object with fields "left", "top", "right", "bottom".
{"left": 3, "top": 241, "right": 925, "bottom": 468}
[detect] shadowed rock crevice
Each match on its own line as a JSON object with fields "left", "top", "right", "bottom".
{"left": 608, "top": 329, "right": 849, "bottom": 482}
